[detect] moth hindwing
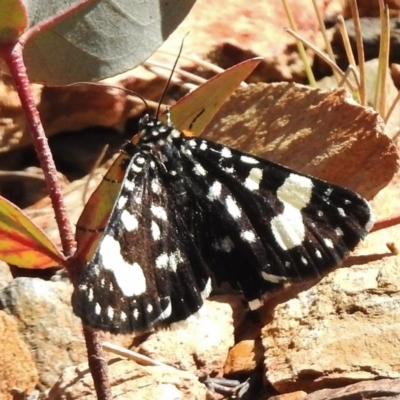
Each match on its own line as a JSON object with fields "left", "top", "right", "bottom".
{"left": 72, "top": 115, "right": 373, "bottom": 334}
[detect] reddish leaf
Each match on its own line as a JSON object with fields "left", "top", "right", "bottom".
{"left": 0, "top": 196, "right": 66, "bottom": 268}
{"left": 75, "top": 153, "right": 130, "bottom": 262}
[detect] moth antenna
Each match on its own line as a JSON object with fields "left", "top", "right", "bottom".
{"left": 67, "top": 82, "right": 151, "bottom": 115}
{"left": 155, "top": 33, "right": 189, "bottom": 119}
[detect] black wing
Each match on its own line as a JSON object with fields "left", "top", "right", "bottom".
{"left": 72, "top": 149, "right": 210, "bottom": 334}
{"left": 178, "top": 137, "right": 373, "bottom": 306}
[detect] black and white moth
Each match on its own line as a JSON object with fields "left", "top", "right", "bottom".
{"left": 72, "top": 114, "right": 373, "bottom": 334}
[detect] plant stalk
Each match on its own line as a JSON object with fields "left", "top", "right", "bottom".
{"left": 1, "top": 6, "right": 113, "bottom": 395}
{"left": 2, "top": 43, "right": 76, "bottom": 257}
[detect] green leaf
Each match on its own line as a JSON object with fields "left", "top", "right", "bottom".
{"left": 0, "top": 196, "right": 66, "bottom": 268}
{"left": 21, "top": 0, "right": 197, "bottom": 84}
{"left": 0, "top": 0, "right": 27, "bottom": 43}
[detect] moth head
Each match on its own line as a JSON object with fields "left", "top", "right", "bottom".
{"left": 136, "top": 113, "right": 174, "bottom": 143}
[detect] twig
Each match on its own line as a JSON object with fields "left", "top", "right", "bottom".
{"left": 349, "top": 0, "right": 366, "bottom": 105}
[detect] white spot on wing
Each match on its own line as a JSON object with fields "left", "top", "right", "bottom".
{"left": 200, "top": 141, "right": 208, "bottom": 151}
{"left": 168, "top": 250, "right": 183, "bottom": 272}
{"left": 156, "top": 253, "right": 169, "bottom": 269}
{"left": 160, "top": 300, "right": 172, "bottom": 319}
{"left": 151, "top": 179, "right": 161, "bottom": 194}
{"left": 221, "top": 147, "right": 232, "bottom": 158}
{"left": 324, "top": 238, "right": 334, "bottom": 248}
{"left": 261, "top": 272, "right": 287, "bottom": 283}
{"left": 121, "top": 210, "right": 139, "bottom": 231}
{"left": 171, "top": 129, "right": 181, "bottom": 138}
{"left": 315, "top": 250, "right": 322, "bottom": 258}
{"left": 181, "top": 147, "right": 192, "bottom": 156}
{"left": 338, "top": 208, "right": 346, "bottom": 217}
{"left": 123, "top": 179, "right": 134, "bottom": 192}
{"left": 107, "top": 306, "right": 114, "bottom": 320}
{"left": 271, "top": 206, "right": 305, "bottom": 250}
{"left": 151, "top": 221, "right": 161, "bottom": 240}
{"left": 277, "top": 173, "right": 313, "bottom": 210}
{"left": 240, "top": 155, "right": 259, "bottom": 164}
{"left": 188, "top": 139, "right": 197, "bottom": 148}
{"left": 151, "top": 205, "right": 167, "bottom": 220}
{"left": 193, "top": 162, "right": 207, "bottom": 176}
{"left": 335, "top": 227, "right": 343, "bottom": 236}
{"left": 132, "top": 163, "right": 143, "bottom": 173}
{"left": 241, "top": 230, "right": 256, "bottom": 242}
{"left": 271, "top": 174, "right": 313, "bottom": 250}
{"left": 156, "top": 251, "right": 183, "bottom": 271}
{"left": 248, "top": 299, "right": 263, "bottom": 310}
{"left": 117, "top": 196, "right": 128, "bottom": 209}
{"left": 95, "top": 303, "right": 101, "bottom": 315}
{"left": 207, "top": 181, "right": 222, "bottom": 200}
{"left": 226, "top": 195, "right": 241, "bottom": 219}
{"left": 99, "top": 235, "right": 146, "bottom": 296}
{"left": 244, "top": 168, "right": 263, "bottom": 191}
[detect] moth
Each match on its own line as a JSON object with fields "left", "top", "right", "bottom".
{"left": 72, "top": 113, "right": 373, "bottom": 334}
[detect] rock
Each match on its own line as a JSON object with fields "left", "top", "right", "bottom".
{"left": 0, "top": 278, "right": 245, "bottom": 396}
{"left": 332, "top": 17, "right": 400, "bottom": 70}
{"left": 262, "top": 257, "right": 400, "bottom": 393}
{"left": 203, "top": 82, "right": 398, "bottom": 199}
{"left": 0, "top": 261, "right": 12, "bottom": 291}
{"left": 223, "top": 339, "right": 264, "bottom": 376}
{"left": 269, "top": 391, "right": 307, "bottom": 400}
{"left": 138, "top": 295, "right": 241, "bottom": 376}
{"left": 316, "top": 59, "right": 400, "bottom": 140}
{"left": 48, "top": 359, "right": 215, "bottom": 400}
{"left": 305, "top": 378, "right": 400, "bottom": 399}
{"left": 0, "top": 311, "right": 38, "bottom": 399}
{"left": 0, "top": 278, "right": 86, "bottom": 391}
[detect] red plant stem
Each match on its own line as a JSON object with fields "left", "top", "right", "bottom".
{"left": 371, "top": 214, "right": 400, "bottom": 232}
{"left": 83, "top": 327, "right": 113, "bottom": 399}
{"left": 2, "top": 43, "right": 76, "bottom": 258}
{"left": 2, "top": 42, "right": 113, "bottom": 400}
{"left": 3, "top": 2, "right": 115, "bottom": 397}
